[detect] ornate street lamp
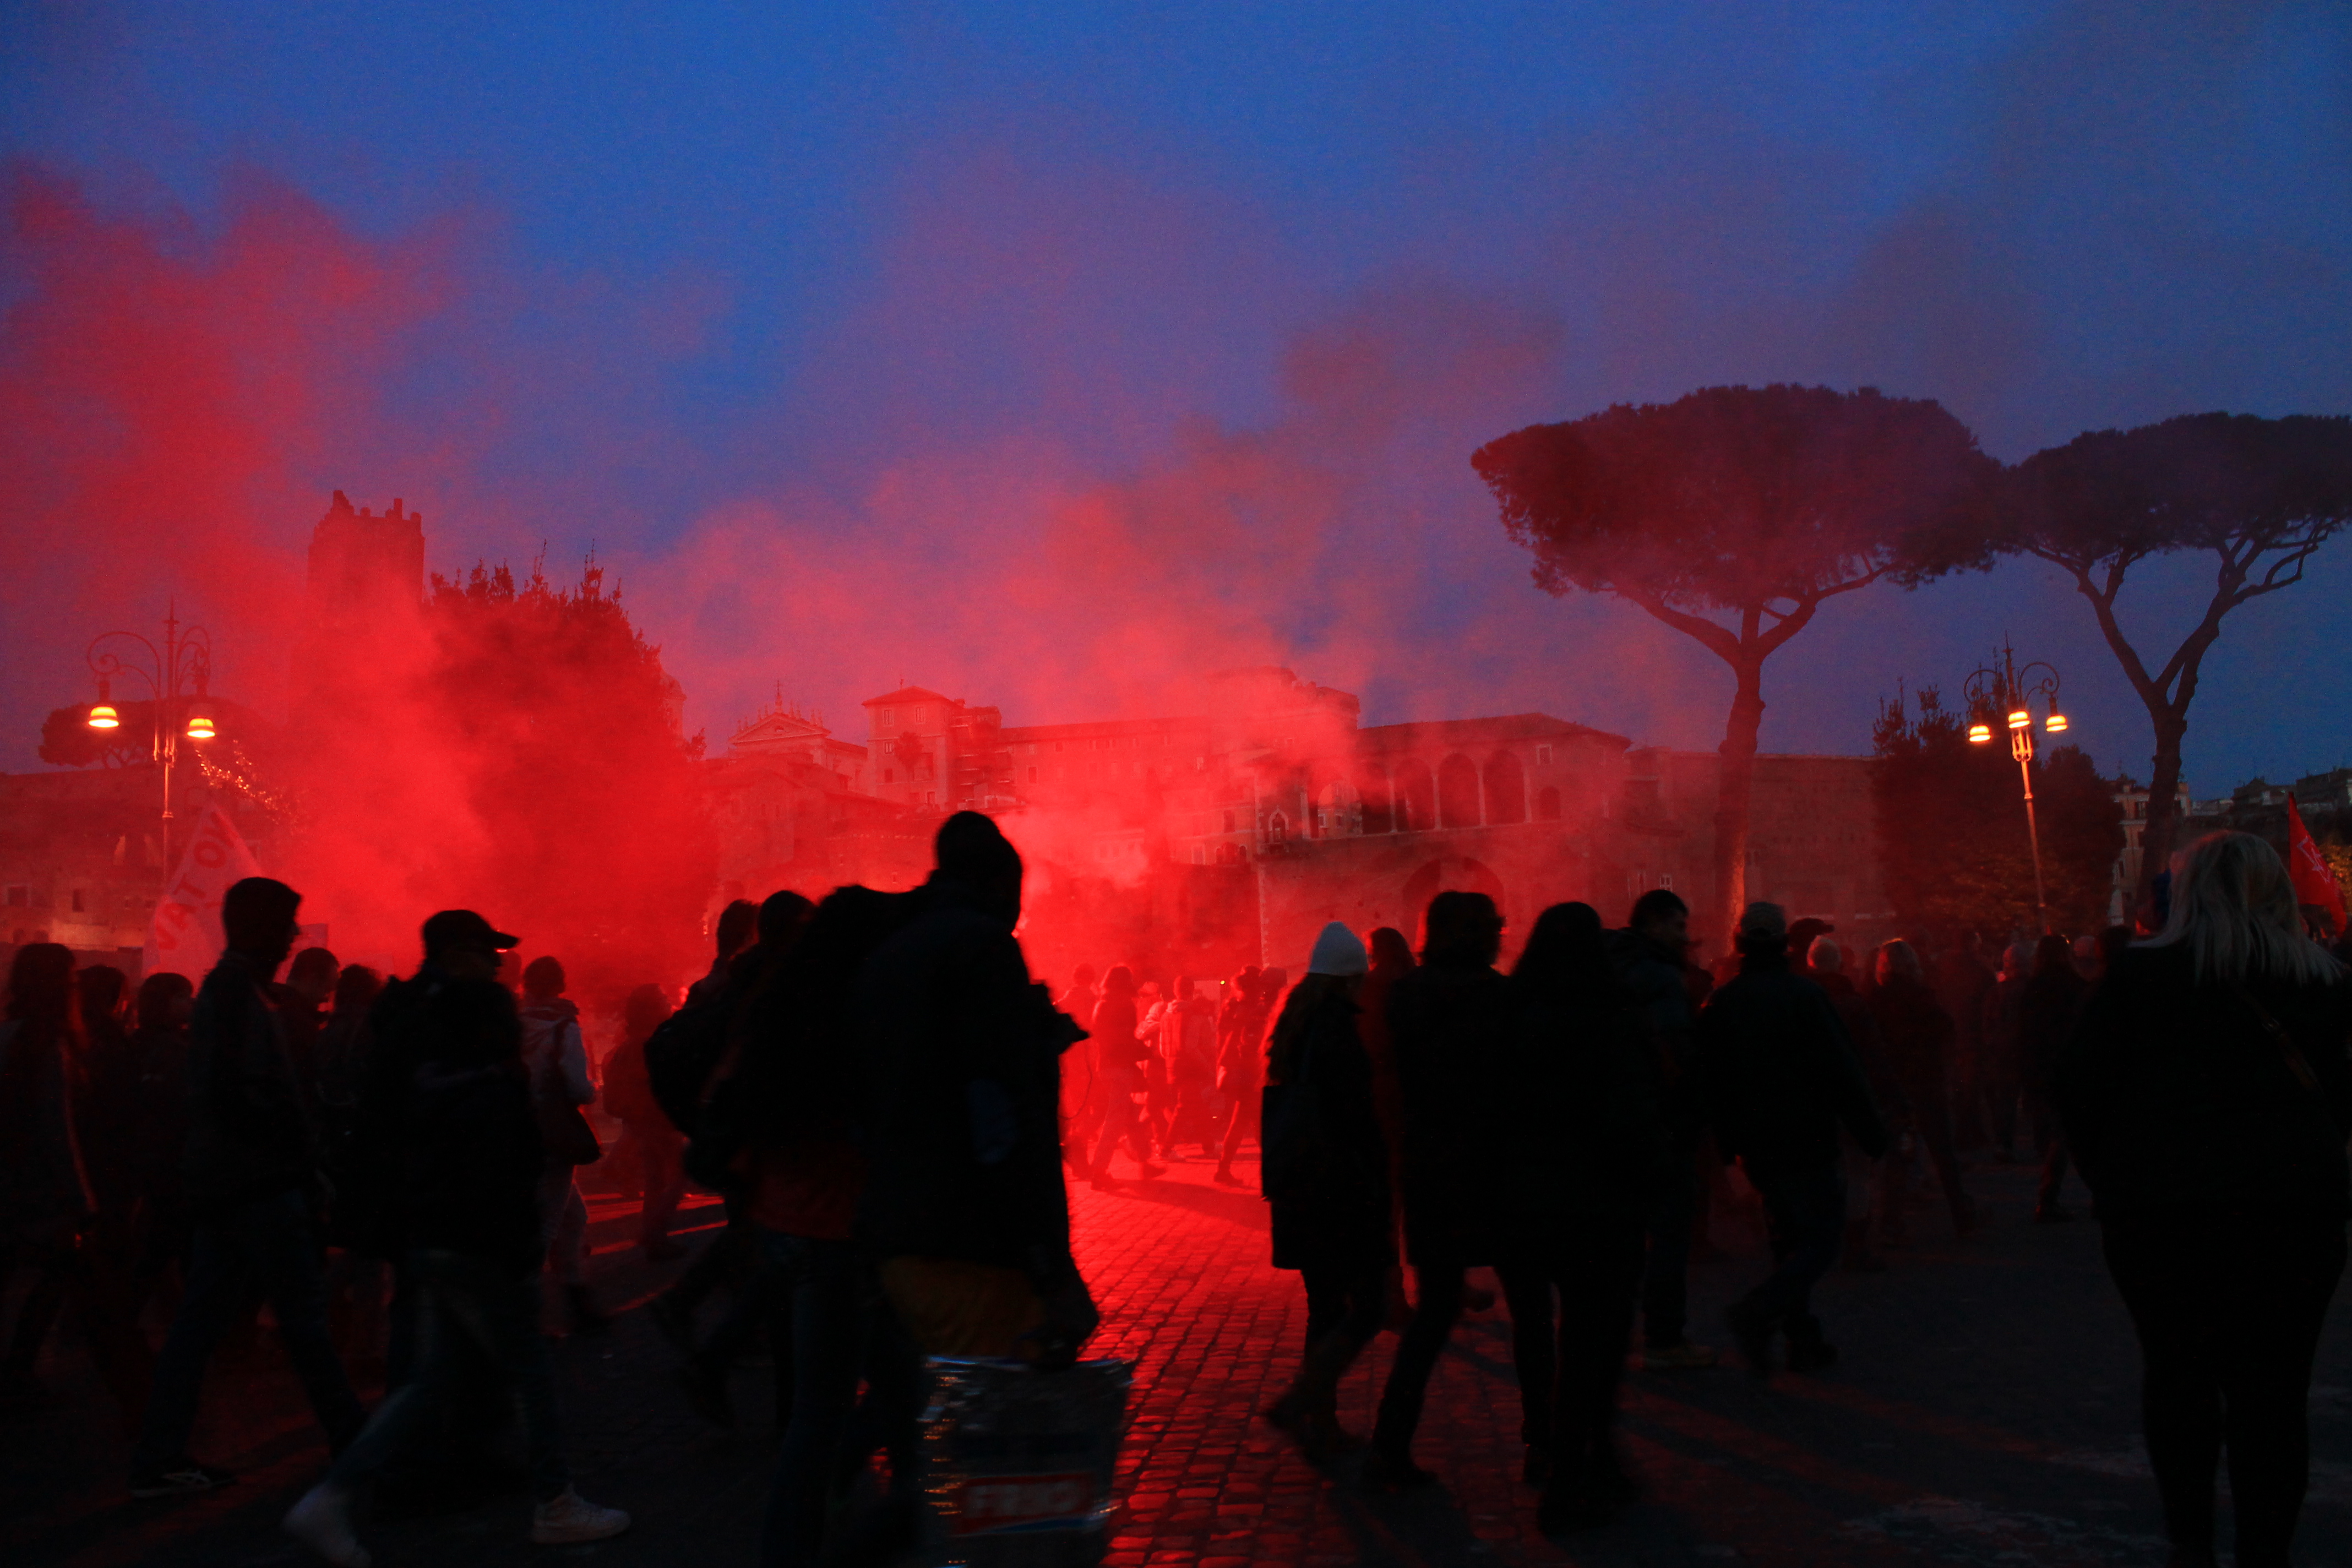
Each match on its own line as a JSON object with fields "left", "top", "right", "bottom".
{"left": 84, "top": 603, "right": 216, "bottom": 868}
{"left": 1966, "top": 639, "right": 2068, "bottom": 935}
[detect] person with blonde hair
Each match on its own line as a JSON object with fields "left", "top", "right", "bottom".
{"left": 2058, "top": 831, "right": 2351, "bottom": 1568}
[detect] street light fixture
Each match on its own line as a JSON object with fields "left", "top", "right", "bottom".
{"left": 84, "top": 602, "right": 215, "bottom": 868}
{"left": 1967, "top": 638, "right": 2067, "bottom": 935}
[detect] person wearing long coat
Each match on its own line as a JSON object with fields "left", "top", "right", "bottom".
{"left": 1495, "top": 902, "right": 1668, "bottom": 1531}
{"left": 1257, "top": 924, "right": 1391, "bottom": 1458}
{"left": 2057, "top": 832, "right": 2352, "bottom": 1568}
{"left": 1366, "top": 891, "right": 1516, "bottom": 1487}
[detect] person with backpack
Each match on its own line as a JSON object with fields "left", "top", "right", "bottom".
{"left": 602, "top": 984, "right": 686, "bottom": 1261}
{"left": 1257, "top": 923, "right": 1390, "bottom": 1458}
{"left": 520, "top": 957, "right": 605, "bottom": 1334}
{"left": 282, "top": 937, "right": 629, "bottom": 1565}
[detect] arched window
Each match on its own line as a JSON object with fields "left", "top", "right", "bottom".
{"left": 1483, "top": 752, "right": 1527, "bottom": 825}
{"left": 1267, "top": 810, "right": 1289, "bottom": 846}
{"left": 1392, "top": 759, "right": 1435, "bottom": 832}
{"left": 1438, "top": 754, "right": 1482, "bottom": 829}
{"left": 1536, "top": 786, "right": 1562, "bottom": 821}
{"left": 1355, "top": 769, "right": 1393, "bottom": 834}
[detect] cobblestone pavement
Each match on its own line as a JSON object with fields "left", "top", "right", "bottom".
{"left": 8, "top": 1156, "right": 2352, "bottom": 1566}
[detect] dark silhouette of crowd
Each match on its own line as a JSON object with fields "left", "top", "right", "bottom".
{"left": 0, "top": 819, "right": 2345, "bottom": 1566}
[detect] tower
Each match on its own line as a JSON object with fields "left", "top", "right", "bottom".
{"left": 289, "top": 491, "right": 427, "bottom": 705}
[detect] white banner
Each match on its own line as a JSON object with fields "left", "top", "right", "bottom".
{"left": 143, "top": 804, "right": 266, "bottom": 981}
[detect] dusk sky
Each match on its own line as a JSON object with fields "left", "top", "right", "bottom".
{"left": 5, "top": 2, "right": 2348, "bottom": 794}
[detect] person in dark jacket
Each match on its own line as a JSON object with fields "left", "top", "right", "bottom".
{"left": 2056, "top": 831, "right": 2352, "bottom": 1568}
{"left": 283, "top": 951, "right": 629, "bottom": 1565}
{"left": 1366, "top": 890, "right": 1515, "bottom": 1488}
{"left": 129, "top": 878, "right": 364, "bottom": 1498}
{"left": 1701, "top": 902, "right": 1888, "bottom": 1380}
{"left": 2016, "top": 933, "right": 2089, "bottom": 1223}
{"left": 1258, "top": 923, "right": 1390, "bottom": 1459}
{"left": 1609, "top": 889, "right": 1718, "bottom": 1369}
{"left": 1498, "top": 903, "right": 1667, "bottom": 1530}
{"left": 1866, "top": 941, "right": 1978, "bottom": 1243}
{"left": 126, "top": 970, "right": 196, "bottom": 1302}
{"left": 604, "top": 983, "right": 687, "bottom": 1260}
{"left": 1808, "top": 940, "right": 1893, "bottom": 1273}
{"left": 1087, "top": 966, "right": 1161, "bottom": 1185}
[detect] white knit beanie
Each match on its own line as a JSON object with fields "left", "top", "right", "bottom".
{"left": 1306, "top": 921, "right": 1368, "bottom": 978}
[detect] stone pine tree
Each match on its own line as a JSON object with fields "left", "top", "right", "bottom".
{"left": 2008, "top": 412, "right": 2352, "bottom": 910}
{"left": 1474, "top": 384, "right": 1998, "bottom": 951}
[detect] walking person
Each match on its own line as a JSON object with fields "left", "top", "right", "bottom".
{"left": 1867, "top": 941, "right": 1978, "bottom": 1242}
{"left": 1087, "top": 968, "right": 1161, "bottom": 1185}
{"left": 1161, "top": 977, "right": 1222, "bottom": 1158}
{"left": 602, "top": 984, "right": 688, "bottom": 1261}
{"left": 282, "top": 917, "right": 629, "bottom": 1564}
{"left": 1367, "top": 891, "right": 1515, "bottom": 1488}
{"left": 1808, "top": 940, "right": 1894, "bottom": 1272}
{"left": 519, "top": 957, "right": 606, "bottom": 1332}
{"left": 1212, "top": 967, "right": 1279, "bottom": 1188}
{"left": 1701, "top": 902, "right": 1888, "bottom": 1381}
{"left": 128, "top": 878, "right": 366, "bottom": 1496}
{"left": 2057, "top": 832, "right": 2351, "bottom": 1568}
{"left": 1496, "top": 904, "right": 1668, "bottom": 1530}
{"left": 1609, "top": 889, "right": 1718, "bottom": 1368}
{"left": 2017, "top": 933, "right": 2089, "bottom": 1223}
{"left": 1257, "top": 923, "right": 1391, "bottom": 1458}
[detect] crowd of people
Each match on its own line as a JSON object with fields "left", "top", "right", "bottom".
{"left": 0, "top": 817, "right": 2345, "bottom": 1568}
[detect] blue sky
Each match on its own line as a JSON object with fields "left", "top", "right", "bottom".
{"left": 5, "top": 1, "right": 2349, "bottom": 792}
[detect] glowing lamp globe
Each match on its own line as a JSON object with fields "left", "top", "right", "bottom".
{"left": 186, "top": 713, "right": 216, "bottom": 741}
{"left": 88, "top": 704, "right": 120, "bottom": 730}
{"left": 2006, "top": 709, "right": 2031, "bottom": 731}
{"left": 2044, "top": 713, "right": 2068, "bottom": 734}
{"left": 1967, "top": 722, "right": 1992, "bottom": 744}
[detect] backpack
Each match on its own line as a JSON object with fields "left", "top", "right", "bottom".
{"left": 1257, "top": 1020, "right": 1325, "bottom": 1202}
{"left": 643, "top": 999, "right": 731, "bottom": 1138}
{"left": 685, "top": 884, "right": 917, "bottom": 1190}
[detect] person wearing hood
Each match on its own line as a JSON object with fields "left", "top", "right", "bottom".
{"left": 283, "top": 910, "right": 630, "bottom": 1565}
{"left": 1700, "top": 902, "right": 1888, "bottom": 1381}
{"left": 129, "top": 878, "right": 365, "bottom": 1499}
{"left": 1366, "top": 890, "right": 1516, "bottom": 1488}
{"left": 1257, "top": 922, "right": 1391, "bottom": 1458}
{"left": 520, "top": 956, "right": 606, "bottom": 1334}
{"left": 1497, "top": 903, "right": 1668, "bottom": 1530}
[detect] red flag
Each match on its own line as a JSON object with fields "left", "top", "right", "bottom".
{"left": 2286, "top": 797, "right": 2349, "bottom": 937}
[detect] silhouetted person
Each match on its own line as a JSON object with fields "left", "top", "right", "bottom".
{"left": 129, "top": 878, "right": 364, "bottom": 1497}
{"left": 1058, "top": 963, "right": 1101, "bottom": 1177}
{"left": 1161, "top": 976, "right": 1221, "bottom": 1158}
{"left": 1867, "top": 940, "right": 1978, "bottom": 1242}
{"left": 284, "top": 917, "right": 629, "bottom": 1564}
{"left": 853, "top": 814, "right": 1095, "bottom": 1560}
{"left": 116, "top": 970, "right": 197, "bottom": 1305}
{"left": 602, "top": 983, "right": 687, "bottom": 1260}
{"left": 2057, "top": 832, "right": 2351, "bottom": 1568}
{"left": 278, "top": 946, "right": 340, "bottom": 1104}
{"left": 2017, "top": 933, "right": 2089, "bottom": 1223}
{"left": 688, "top": 897, "right": 760, "bottom": 1009}
{"left": 1931, "top": 934, "right": 1997, "bottom": 1148}
{"left": 1258, "top": 923, "right": 1390, "bottom": 1458}
{"left": 1496, "top": 903, "right": 1666, "bottom": 1531}
{"left": 1809, "top": 940, "right": 1892, "bottom": 1273}
{"left": 1367, "top": 890, "right": 1514, "bottom": 1488}
{"left": 1357, "top": 930, "right": 1415, "bottom": 1322}
{"left": 1610, "top": 889, "right": 1718, "bottom": 1368}
{"left": 1981, "top": 940, "right": 2034, "bottom": 1156}
{"left": 520, "top": 956, "right": 604, "bottom": 1333}
{"left": 1087, "top": 967, "right": 1161, "bottom": 1184}
{"left": 1702, "top": 902, "right": 1887, "bottom": 1380}
{"left": 314, "top": 963, "right": 388, "bottom": 1366}
{"left": 1212, "top": 966, "right": 1280, "bottom": 1187}
{"left": 0, "top": 946, "right": 153, "bottom": 1428}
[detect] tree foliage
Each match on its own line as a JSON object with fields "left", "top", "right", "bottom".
{"left": 2008, "top": 412, "right": 2352, "bottom": 903}
{"left": 1474, "top": 383, "right": 2000, "bottom": 949}
{"left": 1871, "top": 685, "right": 2125, "bottom": 941}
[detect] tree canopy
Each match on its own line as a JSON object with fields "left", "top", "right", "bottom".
{"left": 2007, "top": 412, "right": 2352, "bottom": 904}
{"left": 1475, "top": 383, "right": 1999, "bottom": 949}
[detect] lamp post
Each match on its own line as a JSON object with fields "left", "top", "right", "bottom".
{"left": 85, "top": 602, "right": 216, "bottom": 869}
{"left": 1966, "top": 639, "right": 2068, "bottom": 936}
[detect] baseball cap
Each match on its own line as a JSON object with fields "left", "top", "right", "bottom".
{"left": 421, "top": 909, "right": 521, "bottom": 955}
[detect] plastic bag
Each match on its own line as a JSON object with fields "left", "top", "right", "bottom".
{"left": 920, "top": 1355, "right": 1131, "bottom": 1566}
